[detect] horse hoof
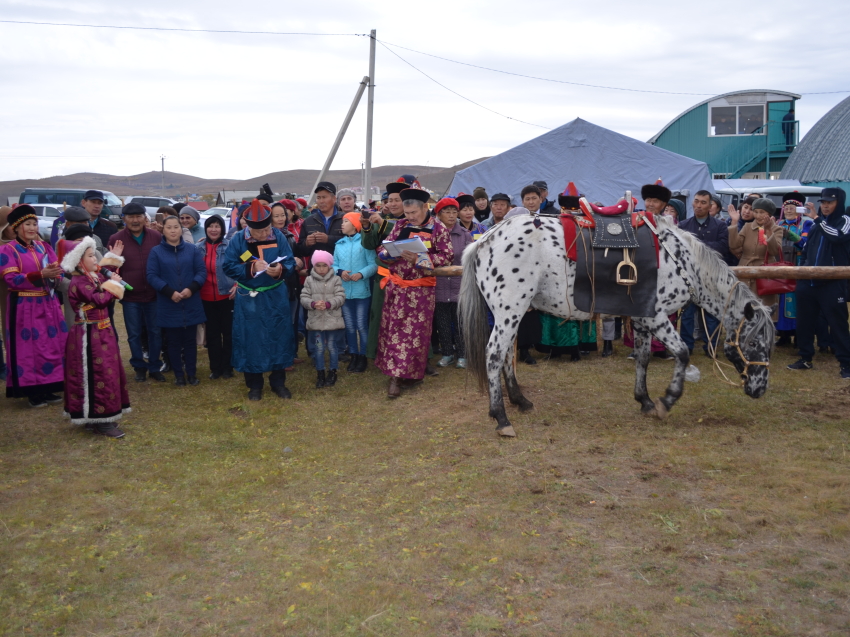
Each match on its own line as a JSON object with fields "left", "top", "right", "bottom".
{"left": 518, "top": 400, "right": 534, "bottom": 413}
{"left": 643, "top": 408, "right": 658, "bottom": 418}
{"left": 653, "top": 398, "right": 669, "bottom": 420}
{"left": 498, "top": 426, "right": 517, "bottom": 438}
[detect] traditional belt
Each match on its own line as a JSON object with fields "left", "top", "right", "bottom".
{"left": 17, "top": 290, "right": 48, "bottom": 297}
{"left": 75, "top": 318, "right": 112, "bottom": 329}
{"left": 237, "top": 280, "right": 285, "bottom": 294}
{"left": 379, "top": 268, "right": 437, "bottom": 290}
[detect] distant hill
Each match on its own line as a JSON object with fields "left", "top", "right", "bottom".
{"left": 0, "top": 171, "right": 241, "bottom": 205}
{"left": 0, "top": 159, "right": 490, "bottom": 205}
{"left": 228, "top": 158, "right": 490, "bottom": 197}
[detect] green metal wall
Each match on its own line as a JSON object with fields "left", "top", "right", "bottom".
{"left": 653, "top": 101, "right": 794, "bottom": 176}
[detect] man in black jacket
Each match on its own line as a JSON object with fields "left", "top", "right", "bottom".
{"left": 82, "top": 189, "right": 118, "bottom": 247}
{"left": 296, "top": 181, "right": 344, "bottom": 260}
{"left": 677, "top": 190, "right": 729, "bottom": 355}
{"left": 788, "top": 188, "right": 850, "bottom": 377}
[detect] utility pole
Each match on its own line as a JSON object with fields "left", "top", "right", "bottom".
{"left": 308, "top": 77, "right": 369, "bottom": 206}
{"left": 160, "top": 155, "right": 166, "bottom": 195}
{"left": 364, "top": 29, "right": 376, "bottom": 203}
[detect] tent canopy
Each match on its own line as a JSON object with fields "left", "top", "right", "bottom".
{"left": 449, "top": 118, "right": 714, "bottom": 211}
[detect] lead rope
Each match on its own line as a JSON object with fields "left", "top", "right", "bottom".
{"left": 703, "top": 281, "right": 743, "bottom": 387}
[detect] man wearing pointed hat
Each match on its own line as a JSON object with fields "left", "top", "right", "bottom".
{"left": 375, "top": 187, "right": 453, "bottom": 397}
{"left": 222, "top": 199, "right": 298, "bottom": 401}
{"left": 360, "top": 180, "right": 413, "bottom": 360}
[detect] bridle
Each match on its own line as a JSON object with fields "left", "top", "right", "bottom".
{"left": 724, "top": 315, "right": 770, "bottom": 383}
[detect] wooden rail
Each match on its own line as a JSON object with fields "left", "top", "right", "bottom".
{"left": 731, "top": 266, "right": 850, "bottom": 280}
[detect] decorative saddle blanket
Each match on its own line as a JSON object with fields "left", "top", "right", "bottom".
{"left": 558, "top": 198, "right": 661, "bottom": 317}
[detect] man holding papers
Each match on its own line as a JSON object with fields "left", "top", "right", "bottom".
{"left": 223, "top": 199, "right": 298, "bottom": 401}
{"left": 375, "top": 188, "right": 453, "bottom": 398}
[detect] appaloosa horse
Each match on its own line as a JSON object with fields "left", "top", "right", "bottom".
{"left": 458, "top": 211, "right": 775, "bottom": 437}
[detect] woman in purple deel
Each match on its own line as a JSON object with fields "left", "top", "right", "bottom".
{"left": 0, "top": 205, "right": 68, "bottom": 407}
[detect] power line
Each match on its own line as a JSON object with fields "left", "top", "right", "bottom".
{"left": 377, "top": 39, "right": 850, "bottom": 98}
{"left": 0, "top": 19, "right": 362, "bottom": 37}
{"left": 2, "top": 19, "right": 847, "bottom": 97}
{"left": 377, "top": 41, "right": 551, "bottom": 131}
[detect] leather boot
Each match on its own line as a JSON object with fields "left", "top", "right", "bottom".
{"left": 355, "top": 354, "right": 368, "bottom": 373}
{"left": 347, "top": 354, "right": 358, "bottom": 372}
{"left": 315, "top": 370, "right": 326, "bottom": 389}
{"left": 387, "top": 376, "right": 401, "bottom": 398}
{"left": 601, "top": 340, "right": 613, "bottom": 357}
{"left": 325, "top": 369, "right": 337, "bottom": 387}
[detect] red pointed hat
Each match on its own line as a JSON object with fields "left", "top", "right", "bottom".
{"left": 243, "top": 199, "right": 272, "bottom": 229}
{"left": 641, "top": 177, "right": 672, "bottom": 203}
{"left": 558, "top": 181, "right": 581, "bottom": 209}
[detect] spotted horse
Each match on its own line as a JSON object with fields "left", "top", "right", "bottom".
{"left": 457, "top": 200, "right": 775, "bottom": 437}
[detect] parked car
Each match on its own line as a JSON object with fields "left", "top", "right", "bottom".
{"left": 27, "top": 204, "right": 64, "bottom": 241}
{"left": 200, "top": 206, "right": 232, "bottom": 226}
{"left": 123, "top": 196, "right": 178, "bottom": 221}
{"left": 19, "top": 188, "right": 124, "bottom": 227}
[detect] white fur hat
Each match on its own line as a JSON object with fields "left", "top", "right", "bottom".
{"left": 61, "top": 236, "right": 97, "bottom": 273}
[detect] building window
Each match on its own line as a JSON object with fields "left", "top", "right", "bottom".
{"left": 711, "top": 107, "right": 737, "bottom": 136}
{"left": 709, "top": 104, "right": 765, "bottom": 136}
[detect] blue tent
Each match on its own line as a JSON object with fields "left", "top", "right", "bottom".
{"left": 449, "top": 118, "right": 714, "bottom": 212}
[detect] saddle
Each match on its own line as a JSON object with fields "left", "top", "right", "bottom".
{"left": 560, "top": 192, "right": 661, "bottom": 317}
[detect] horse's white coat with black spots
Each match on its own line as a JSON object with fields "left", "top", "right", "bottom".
{"left": 458, "top": 214, "right": 774, "bottom": 434}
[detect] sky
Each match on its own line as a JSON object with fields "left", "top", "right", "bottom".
{"left": 1, "top": 0, "right": 849, "bottom": 183}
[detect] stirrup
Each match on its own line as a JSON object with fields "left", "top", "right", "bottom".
{"left": 616, "top": 248, "right": 638, "bottom": 285}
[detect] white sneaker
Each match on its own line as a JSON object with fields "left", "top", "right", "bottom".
{"left": 456, "top": 358, "right": 467, "bottom": 369}
{"left": 437, "top": 355, "right": 455, "bottom": 367}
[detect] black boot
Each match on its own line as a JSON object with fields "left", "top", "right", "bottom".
{"left": 601, "top": 340, "right": 613, "bottom": 357}
{"left": 347, "top": 354, "right": 358, "bottom": 372}
{"left": 519, "top": 348, "right": 536, "bottom": 365}
{"left": 325, "top": 369, "right": 337, "bottom": 387}
{"left": 354, "top": 354, "right": 368, "bottom": 373}
{"left": 315, "top": 370, "right": 326, "bottom": 389}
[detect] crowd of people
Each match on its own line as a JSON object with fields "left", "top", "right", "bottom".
{"left": 2, "top": 177, "right": 850, "bottom": 438}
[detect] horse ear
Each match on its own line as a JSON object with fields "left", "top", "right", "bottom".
{"left": 768, "top": 303, "right": 778, "bottom": 316}
{"left": 744, "top": 302, "right": 755, "bottom": 320}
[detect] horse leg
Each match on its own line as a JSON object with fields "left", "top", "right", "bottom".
{"left": 651, "top": 320, "right": 691, "bottom": 419}
{"left": 486, "top": 327, "right": 516, "bottom": 437}
{"left": 632, "top": 319, "right": 657, "bottom": 415}
{"left": 503, "top": 344, "right": 533, "bottom": 412}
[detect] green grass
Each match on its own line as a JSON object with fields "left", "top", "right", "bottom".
{"left": 1, "top": 314, "right": 849, "bottom": 636}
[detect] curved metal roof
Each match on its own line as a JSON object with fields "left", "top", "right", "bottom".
{"left": 647, "top": 89, "right": 801, "bottom": 144}
{"left": 780, "top": 95, "right": 850, "bottom": 182}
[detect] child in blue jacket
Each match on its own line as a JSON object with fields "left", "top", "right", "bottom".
{"left": 334, "top": 213, "right": 378, "bottom": 373}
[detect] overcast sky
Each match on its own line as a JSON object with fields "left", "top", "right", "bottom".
{"left": 1, "top": 0, "right": 848, "bottom": 183}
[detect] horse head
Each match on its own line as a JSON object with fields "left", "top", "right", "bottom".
{"left": 723, "top": 301, "right": 775, "bottom": 398}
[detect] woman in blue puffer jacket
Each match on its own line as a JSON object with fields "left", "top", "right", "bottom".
{"left": 334, "top": 213, "right": 378, "bottom": 373}
{"left": 147, "top": 215, "right": 207, "bottom": 386}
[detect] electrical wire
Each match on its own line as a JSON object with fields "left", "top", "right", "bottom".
{"left": 2, "top": 19, "right": 847, "bottom": 96}
{"left": 377, "top": 41, "right": 551, "bottom": 131}
{"left": 0, "top": 19, "right": 362, "bottom": 36}
{"left": 377, "top": 39, "right": 850, "bottom": 98}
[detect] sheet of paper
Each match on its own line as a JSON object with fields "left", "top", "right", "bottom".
{"left": 382, "top": 237, "right": 429, "bottom": 257}
{"left": 253, "top": 256, "right": 286, "bottom": 277}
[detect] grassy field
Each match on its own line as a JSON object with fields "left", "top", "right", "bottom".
{"left": 1, "top": 314, "right": 849, "bottom": 636}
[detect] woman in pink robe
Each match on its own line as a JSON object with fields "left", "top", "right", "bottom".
{"left": 375, "top": 189, "right": 453, "bottom": 397}
{"left": 0, "top": 206, "right": 67, "bottom": 407}
{"left": 61, "top": 236, "right": 130, "bottom": 438}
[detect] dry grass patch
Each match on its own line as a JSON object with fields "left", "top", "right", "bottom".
{"left": 1, "top": 313, "right": 849, "bottom": 635}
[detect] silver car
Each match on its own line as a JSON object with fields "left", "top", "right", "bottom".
{"left": 29, "top": 204, "right": 64, "bottom": 242}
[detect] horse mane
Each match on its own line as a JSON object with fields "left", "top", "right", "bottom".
{"left": 658, "top": 216, "right": 775, "bottom": 347}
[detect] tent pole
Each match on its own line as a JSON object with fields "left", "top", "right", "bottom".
{"left": 308, "top": 76, "right": 369, "bottom": 207}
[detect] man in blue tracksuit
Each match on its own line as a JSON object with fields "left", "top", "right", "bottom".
{"left": 788, "top": 187, "right": 850, "bottom": 378}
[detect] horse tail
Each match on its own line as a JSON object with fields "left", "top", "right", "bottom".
{"left": 458, "top": 240, "right": 490, "bottom": 392}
